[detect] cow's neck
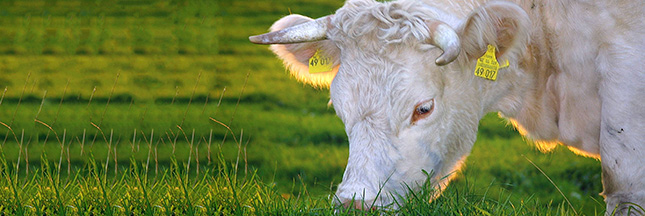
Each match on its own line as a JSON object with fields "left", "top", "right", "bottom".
{"left": 490, "top": 0, "right": 602, "bottom": 158}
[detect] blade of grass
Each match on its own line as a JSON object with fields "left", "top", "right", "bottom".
{"left": 523, "top": 155, "right": 578, "bottom": 215}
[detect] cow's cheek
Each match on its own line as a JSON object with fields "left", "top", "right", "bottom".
{"left": 335, "top": 138, "right": 396, "bottom": 204}
{"left": 393, "top": 127, "right": 445, "bottom": 187}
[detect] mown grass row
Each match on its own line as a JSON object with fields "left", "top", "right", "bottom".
{"left": 0, "top": 0, "right": 218, "bottom": 55}
{"left": 0, "top": 55, "right": 320, "bottom": 102}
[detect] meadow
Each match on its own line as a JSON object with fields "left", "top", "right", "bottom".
{"left": 0, "top": 0, "right": 606, "bottom": 215}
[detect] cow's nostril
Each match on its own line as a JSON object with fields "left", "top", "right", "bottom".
{"left": 341, "top": 199, "right": 376, "bottom": 211}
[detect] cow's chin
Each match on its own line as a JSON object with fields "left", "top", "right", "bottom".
{"left": 333, "top": 184, "right": 399, "bottom": 210}
{"left": 333, "top": 171, "right": 442, "bottom": 210}
{"left": 333, "top": 185, "right": 393, "bottom": 210}
{"left": 333, "top": 163, "right": 461, "bottom": 211}
{"left": 333, "top": 153, "right": 446, "bottom": 210}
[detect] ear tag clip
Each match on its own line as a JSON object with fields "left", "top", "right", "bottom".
{"left": 308, "top": 49, "right": 333, "bottom": 74}
{"left": 474, "top": 45, "right": 509, "bottom": 81}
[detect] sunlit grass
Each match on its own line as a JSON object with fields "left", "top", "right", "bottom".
{"left": 0, "top": 125, "right": 584, "bottom": 215}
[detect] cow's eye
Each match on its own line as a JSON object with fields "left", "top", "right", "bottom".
{"left": 416, "top": 106, "right": 431, "bottom": 115}
{"left": 411, "top": 99, "right": 434, "bottom": 124}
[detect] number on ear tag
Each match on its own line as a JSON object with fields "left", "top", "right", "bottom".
{"left": 308, "top": 49, "right": 333, "bottom": 74}
{"left": 474, "top": 45, "right": 509, "bottom": 81}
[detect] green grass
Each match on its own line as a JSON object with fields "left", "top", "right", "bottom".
{"left": 0, "top": 122, "right": 601, "bottom": 215}
{"left": 0, "top": 139, "right": 584, "bottom": 215}
{"left": 0, "top": 0, "right": 607, "bottom": 215}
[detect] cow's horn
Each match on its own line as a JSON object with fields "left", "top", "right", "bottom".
{"left": 425, "top": 20, "right": 460, "bottom": 66}
{"left": 249, "top": 16, "right": 331, "bottom": 44}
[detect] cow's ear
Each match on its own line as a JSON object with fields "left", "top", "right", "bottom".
{"left": 457, "top": 2, "right": 530, "bottom": 61}
{"left": 268, "top": 14, "right": 340, "bottom": 88}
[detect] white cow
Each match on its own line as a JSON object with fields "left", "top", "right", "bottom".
{"left": 250, "top": 0, "right": 645, "bottom": 214}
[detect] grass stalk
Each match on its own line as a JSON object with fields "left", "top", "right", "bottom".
{"left": 0, "top": 87, "right": 6, "bottom": 106}
{"left": 219, "top": 73, "right": 248, "bottom": 149}
{"left": 10, "top": 72, "right": 30, "bottom": 126}
{"left": 114, "top": 144, "right": 118, "bottom": 177}
{"left": 16, "top": 129, "right": 24, "bottom": 181}
{"left": 24, "top": 137, "right": 29, "bottom": 176}
{"left": 87, "top": 87, "right": 96, "bottom": 109}
{"left": 200, "top": 92, "right": 210, "bottom": 115}
{"left": 154, "top": 143, "right": 159, "bottom": 177}
{"left": 171, "top": 86, "right": 179, "bottom": 105}
{"left": 57, "top": 129, "right": 66, "bottom": 184}
{"left": 131, "top": 129, "right": 137, "bottom": 153}
{"left": 100, "top": 73, "right": 120, "bottom": 127}
{"left": 181, "top": 71, "right": 202, "bottom": 126}
{"left": 243, "top": 137, "right": 249, "bottom": 178}
{"left": 523, "top": 155, "right": 578, "bottom": 215}
{"left": 2, "top": 72, "right": 28, "bottom": 147}
{"left": 196, "top": 139, "right": 200, "bottom": 176}
{"left": 235, "top": 129, "right": 243, "bottom": 177}
{"left": 214, "top": 87, "right": 226, "bottom": 116}
{"left": 53, "top": 80, "right": 70, "bottom": 125}
{"left": 187, "top": 129, "right": 194, "bottom": 178}
{"left": 145, "top": 129, "right": 154, "bottom": 177}
{"left": 80, "top": 129, "right": 86, "bottom": 156}
{"left": 207, "top": 129, "right": 212, "bottom": 165}
{"left": 66, "top": 143, "right": 70, "bottom": 178}
{"left": 104, "top": 129, "right": 113, "bottom": 184}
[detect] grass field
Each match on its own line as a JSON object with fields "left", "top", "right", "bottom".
{"left": 0, "top": 0, "right": 606, "bottom": 215}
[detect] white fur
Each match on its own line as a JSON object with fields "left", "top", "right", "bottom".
{"left": 259, "top": 0, "right": 645, "bottom": 213}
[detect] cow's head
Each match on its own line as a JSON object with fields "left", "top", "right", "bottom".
{"left": 251, "top": 0, "right": 530, "bottom": 209}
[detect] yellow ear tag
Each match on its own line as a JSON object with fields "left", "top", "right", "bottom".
{"left": 474, "top": 45, "right": 509, "bottom": 81}
{"left": 308, "top": 49, "right": 334, "bottom": 74}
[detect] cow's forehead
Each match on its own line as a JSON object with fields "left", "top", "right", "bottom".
{"left": 330, "top": 53, "right": 442, "bottom": 132}
{"left": 327, "top": 0, "right": 451, "bottom": 128}
{"left": 329, "top": 0, "right": 458, "bottom": 47}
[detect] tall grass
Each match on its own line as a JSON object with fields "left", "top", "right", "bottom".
{"left": 0, "top": 120, "right": 584, "bottom": 215}
{"left": 0, "top": 73, "right": 592, "bottom": 215}
{"left": 0, "top": 127, "right": 293, "bottom": 215}
{"left": 0, "top": 74, "right": 287, "bottom": 214}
